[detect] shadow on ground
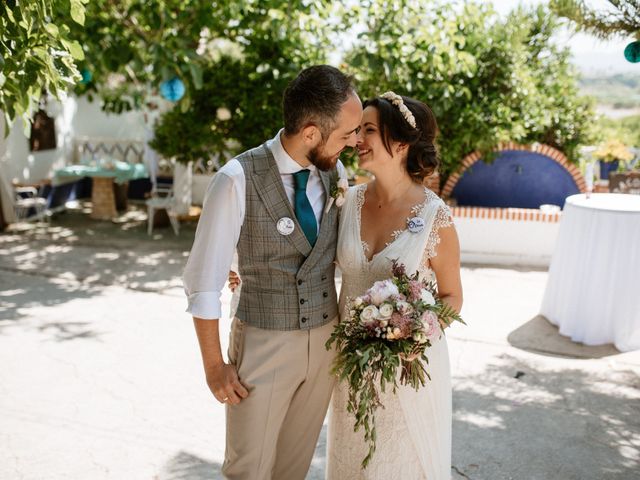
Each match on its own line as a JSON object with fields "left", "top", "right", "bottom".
{"left": 156, "top": 425, "right": 327, "bottom": 480}
{"left": 452, "top": 353, "right": 640, "bottom": 480}
{"left": 508, "top": 315, "right": 620, "bottom": 359}
{"left": 307, "top": 424, "right": 327, "bottom": 480}
{"left": 0, "top": 271, "right": 103, "bottom": 326}
{"left": 0, "top": 207, "right": 196, "bottom": 322}
{"left": 159, "top": 451, "right": 223, "bottom": 480}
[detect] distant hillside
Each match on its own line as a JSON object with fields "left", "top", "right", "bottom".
{"left": 579, "top": 72, "right": 640, "bottom": 111}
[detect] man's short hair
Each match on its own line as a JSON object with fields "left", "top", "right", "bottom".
{"left": 283, "top": 65, "right": 355, "bottom": 138}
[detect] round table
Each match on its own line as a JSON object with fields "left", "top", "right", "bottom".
{"left": 540, "top": 193, "right": 640, "bottom": 352}
{"left": 54, "top": 162, "right": 148, "bottom": 220}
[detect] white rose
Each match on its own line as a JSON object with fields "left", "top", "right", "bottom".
{"left": 369, "top": 280, "right": 400, "bottom": 306}
{"left": 420, "top": 289, "right": 435, "bottom": 305}
{"left": 379, "top": 303, "right": 394, "bottom": 319}
{"left": 335, "top": 194, "right": 345, "bottom": 208}
{"left": 338, "top": 178, "right": 349, "bottom": 190}
{"left": 360, "top": 305, "right": 379, "bottom": 323}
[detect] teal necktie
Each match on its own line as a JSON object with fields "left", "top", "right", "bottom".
{"left": 292, "top": 169, "right": 318, "bottom": 246}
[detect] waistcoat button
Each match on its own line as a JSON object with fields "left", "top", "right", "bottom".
{"left": 323, "top": 292, "right": 328, "bottom": 298}
{"left": 323, "top": 313, "right": 328, "bottom": 319}
{"left": 300, "top": 299, "right": 305, "bottom": 305}
{"left": 301, "top": 317, "right": 307, "bottom": 323}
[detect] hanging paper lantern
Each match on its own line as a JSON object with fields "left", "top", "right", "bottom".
{"left": 80, "top": 69, "right": 92, "bottom": 84}
{"left": 160, "top": 77, "right": 186, "bottom": 102}
{"left": 624, "top": 41, "right": 640, "bottom": 63}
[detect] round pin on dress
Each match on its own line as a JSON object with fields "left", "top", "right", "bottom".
{"left": 407, "top": 217, "right": 425, "bottom": 233}
{"left": 277, "top": 217, "right": 295, "bottom": 236}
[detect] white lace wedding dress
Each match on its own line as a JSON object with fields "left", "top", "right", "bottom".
{"left": 326, "top": 183, "right": 454, "bottom": 480}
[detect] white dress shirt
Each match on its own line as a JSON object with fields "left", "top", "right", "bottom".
{"left": 183, "top": 129, "right": 346, "bottom": 320}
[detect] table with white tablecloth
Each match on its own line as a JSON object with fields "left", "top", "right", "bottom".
{"left": 540, "top": 193, "right": 640, "bottom": 352}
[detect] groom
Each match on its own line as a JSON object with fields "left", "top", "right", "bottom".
{"left": 183, "top": 65, "right": 362, "bottom": 479}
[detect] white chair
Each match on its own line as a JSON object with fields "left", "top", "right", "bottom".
{"left": 14, "top": 186, "right": 49, "bottom": 222}
{"left": 146, "top": 184, "right": 179, "bottom": 235}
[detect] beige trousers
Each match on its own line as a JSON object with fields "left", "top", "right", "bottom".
{"left": 222, "top": 317, "right": 337, "bottom": 480}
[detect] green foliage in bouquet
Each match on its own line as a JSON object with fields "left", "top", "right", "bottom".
{"left": 326, "top": 261, "right": 464, "bottom": 468}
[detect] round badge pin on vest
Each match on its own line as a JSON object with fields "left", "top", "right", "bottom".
{"left": 277, "top": 217, "right": 295, "bottom": 236}
{"left": 407, "top": 217, "right": 425, "bottom": 233}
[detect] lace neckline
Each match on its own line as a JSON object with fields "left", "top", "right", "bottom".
{"left": 356, "top": 183, "right": 430, "bottom": 264}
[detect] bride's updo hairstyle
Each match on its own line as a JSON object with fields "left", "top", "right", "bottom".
{"left": 363, "top": 93, "right": 439, "bottom": 182}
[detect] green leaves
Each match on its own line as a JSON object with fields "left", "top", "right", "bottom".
{"left": 61, "top": 38, "right": 84, "bottom": 60}
{"left": 346, "top": 1, "right": 594, "bottom": 182}
{"left": 188, "top": 63, "right": 203, "bottom": 90}
{"left": 44, "top": 23, "right": 59, "bottom": 36}
{"left": 550, "top": 0, "right": 640, "bottom": 41}
{"left": 1, "top": 0, "right": 86, "bottom": 131}
{"left": 70, "top": 0, "right": 87, "bottom": 26}
{"left": 151, "top": 1, "right": 336, "bottom": 165}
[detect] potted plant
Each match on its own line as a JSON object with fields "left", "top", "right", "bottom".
{"left": 609, "top": 149, "right": 640, "bottom": 195}
{"left": 593, "top": 139, "right": 634, "bottom": 180}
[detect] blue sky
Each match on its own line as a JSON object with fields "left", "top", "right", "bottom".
{"left": 492, "top": 0, "right": 638, "bottom": 74}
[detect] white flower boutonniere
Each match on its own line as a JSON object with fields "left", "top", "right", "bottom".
{"left": 326, "top": 176, "right": 349, "bottom": 213}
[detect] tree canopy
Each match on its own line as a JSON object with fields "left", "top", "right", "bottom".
{"left": 1, "top": 0, "right": 86, "bottom": 130}
{"left": 550, "top": 0, "right": 640, "bottom": 40}
{"left": 2, "top": 0, "right": 596, "bottom": 181}
{"left": 344, "top": 1, "right": 594, "bottom": 178}
{"left": 150, "top": 1, "right": 336, "bottom": 165}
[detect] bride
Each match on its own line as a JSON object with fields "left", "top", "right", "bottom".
{"left": 325, "top": 92, "right": 463, "bottom": 480}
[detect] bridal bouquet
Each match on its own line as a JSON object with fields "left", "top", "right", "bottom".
{"left": 326, "top": 260, "right": 464, "bottom": 468}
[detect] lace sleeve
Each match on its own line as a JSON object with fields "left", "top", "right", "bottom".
{"left": 421, "top": 203, "right": 454, "bottom": 266}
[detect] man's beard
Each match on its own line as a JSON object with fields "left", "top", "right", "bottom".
{"left": 307, "top": 141, "right": 339, "bottom": 171}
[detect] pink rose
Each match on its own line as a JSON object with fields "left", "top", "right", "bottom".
{"left": 421, "top": 311, "right": 441, "bottom": 341}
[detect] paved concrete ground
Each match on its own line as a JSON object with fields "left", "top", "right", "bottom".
{"left": 1, "top": 205, "right": 639, "bottom": 480}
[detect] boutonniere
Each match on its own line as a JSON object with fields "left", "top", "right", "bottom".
{"left": 325, "top": 175, "right": 349, "bottom": 213}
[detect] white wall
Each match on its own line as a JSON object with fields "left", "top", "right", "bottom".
{"left": 70, "top": 96, "right": 148, "bottom": 140}
{"left": 0, "top": 95, "right": 162, "bottom": 185}
{"left": 455, "top": 217, "right": 560, "bottom": 267}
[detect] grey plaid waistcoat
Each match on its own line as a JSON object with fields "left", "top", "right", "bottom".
{"left": 235, "top": 143, "right": 339, "bottom": 330}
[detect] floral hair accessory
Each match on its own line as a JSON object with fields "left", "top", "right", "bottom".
{"left": 380, "top": 91, "right": 417, "bottom": 129}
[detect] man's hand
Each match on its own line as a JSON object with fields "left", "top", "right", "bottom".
{"left": 206, "top": 362, "right": 249, "bottom": 405}
{"left": 193, "top": 318, "right": 248, "bottom": 405}
{"left": 228, "top": 271, "right": 241, "bottom": 292}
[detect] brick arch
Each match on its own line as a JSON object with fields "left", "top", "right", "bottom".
{"left": 441, "top": 143, "right": 587, "bottom": 200}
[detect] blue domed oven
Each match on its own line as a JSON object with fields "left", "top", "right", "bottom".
{"left": 442, "top": 144, "right": 586, "bottom": 209}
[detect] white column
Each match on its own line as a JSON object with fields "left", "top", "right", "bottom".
{"left": 172, "top": 160, "right": 192, "bottom": 215}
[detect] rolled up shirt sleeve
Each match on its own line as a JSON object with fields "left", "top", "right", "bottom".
{"left": 183, "top": 160, "right": 245, "bottom": 320}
